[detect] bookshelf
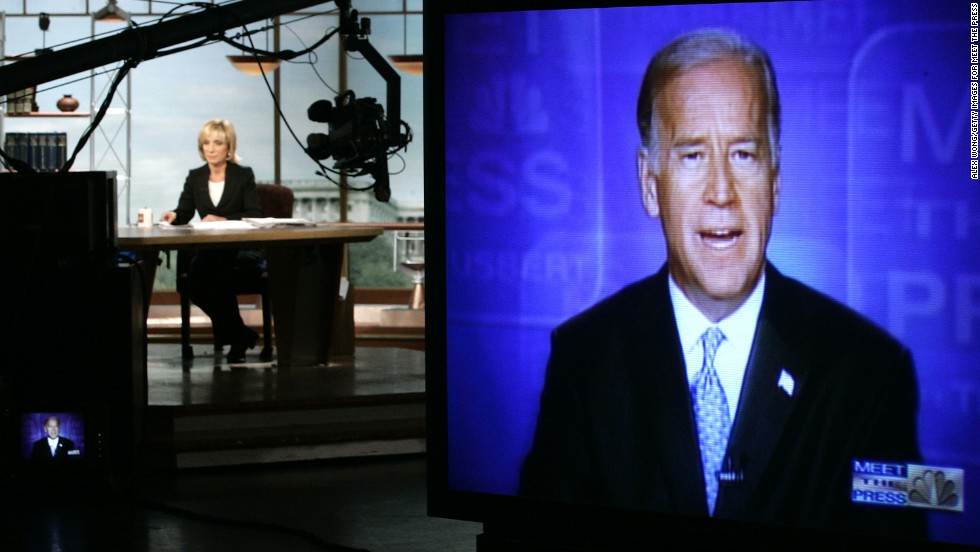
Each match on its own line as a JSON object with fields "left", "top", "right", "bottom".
{"left": 0, "top": 11, "right": 132, "bottom": 223}
{"left": 1, "top": 14, "right": 90, "bottom": 173}
{"left": 6, "top": 112, "right": 91, "bottom": 118}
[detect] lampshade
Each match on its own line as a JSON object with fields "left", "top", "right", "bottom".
{"left": 93, "top": 0, "right": 130, "bottom": 22}
{"left": 226, "top": 55, "right": 281, "bottom": 76}
{"left": 388, "top": 54, "right": 423, "bottom": 75}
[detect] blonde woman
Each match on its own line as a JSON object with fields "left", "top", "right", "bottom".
{"left": 161, "top": 119, "right": 261, "bottom": 362}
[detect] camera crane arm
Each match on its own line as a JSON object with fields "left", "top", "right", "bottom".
{"left": 0, "top": 0, "right": 354, "bottom": 98}
{"left": 0, "top": 0, "right": 409, "bottom": 201}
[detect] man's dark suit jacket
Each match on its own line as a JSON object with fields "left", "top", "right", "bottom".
{"left": 171, "top": 162, "right": 261, "bottom": 224}
{"left": 30, "top": 437, "right": 77, "bottom": 463}
{"left": 519, "top": 263, "right": 925, "bottom": 539}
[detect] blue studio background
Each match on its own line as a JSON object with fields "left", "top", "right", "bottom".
{"left": 443, "top": 0, "right": 975, "bottom": 545}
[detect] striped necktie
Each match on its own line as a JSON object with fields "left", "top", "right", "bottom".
{"left": 690, "top": 326, "right": 730, "bottom": 516}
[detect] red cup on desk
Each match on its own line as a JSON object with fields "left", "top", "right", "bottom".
{"left": 137, "top": 208, "right": 153, "bottom": 228}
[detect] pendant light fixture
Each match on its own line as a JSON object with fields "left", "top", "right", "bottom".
{"left": 387, "top": 0, "right": 422, "bottom": 75}
{"left": 227, "top": 19, "right": 281, "bottom": 75}
{"left": 92, "top": 0, "right": 131, "bottom": 23}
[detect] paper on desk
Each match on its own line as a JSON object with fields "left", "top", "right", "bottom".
{"left": 189, "top": 220, "right": 256, "bottom": 230}
{"left": 243, "top": 217, "right": 314, "bottom": 227}
{"left": 154, "top": 221, "right": 188, "bottom": 230}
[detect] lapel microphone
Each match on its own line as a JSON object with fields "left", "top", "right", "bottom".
{"left": 718, "top": 455, "right": 745, "bottom": 486}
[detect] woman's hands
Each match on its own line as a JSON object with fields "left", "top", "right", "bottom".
{"left": 159, "top": 212, "right": 228, "bottom": 223}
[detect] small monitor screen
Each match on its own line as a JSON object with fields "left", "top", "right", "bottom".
{"left": 19, "top": 412, "right": 86, "bottom": 465}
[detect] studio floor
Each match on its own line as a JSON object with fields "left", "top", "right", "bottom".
{"left": 4, "top": 455, "right": 480, "bottom": 552}
{"left": 1, "top": 342, "right": 481, "bottom": 552}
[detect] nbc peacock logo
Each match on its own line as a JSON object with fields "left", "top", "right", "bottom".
{"left": 906, "top": 464, "right": 964, "bottom": 513}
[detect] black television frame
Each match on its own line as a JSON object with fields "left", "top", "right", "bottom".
{"left": 0, "top": 171, "right": 143, "bottom": 498}
{"left": 0, "top": 170, "right": 118, "bottom": 273}
{"left": 424, "top": 0, "right": 970, "bottom": 549}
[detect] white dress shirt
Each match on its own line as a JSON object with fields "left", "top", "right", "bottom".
{"left": 208, "top": 180, "right": 225, "bottom": 207}
{"left": 47, "top": 436, "right": 59, "bottom": 456}
{"left": 668, "top": 272, "right": 766, "bottom": 422}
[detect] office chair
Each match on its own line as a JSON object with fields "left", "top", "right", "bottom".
{"left": 178, "top": 183, "right": 295, "bottom": 361}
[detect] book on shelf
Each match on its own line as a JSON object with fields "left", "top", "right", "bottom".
{"left": 4, "top": 86, "right": 36, "bottom": 114}
{"left": 55, "top": 133, "right": 67, "bottom": 169}
{"left": 2, "top": 132, "right": 68, "bottom": 171}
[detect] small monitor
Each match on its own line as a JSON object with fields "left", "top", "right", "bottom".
{"left": 19, "top": 412, "right": 90, "bottom": 466}
{"left": 2, "top": 405, "right": 108, "bottom": 486}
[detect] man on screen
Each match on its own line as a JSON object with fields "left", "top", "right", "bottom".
{"left": 519, "top": 29, "right": 924, "bottom": 537}
{"left": 30, "top": 416, "right": 78, "bottom": 464}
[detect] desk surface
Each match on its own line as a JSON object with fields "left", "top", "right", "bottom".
{"left": 118, "top": 223, "right": 383, "bottom": 249}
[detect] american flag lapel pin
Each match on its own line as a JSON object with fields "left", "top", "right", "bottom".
{"left": 777, "top": 369, "right": 795, "bottom": 397}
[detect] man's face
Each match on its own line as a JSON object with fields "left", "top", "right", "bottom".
{"left": 44, "top": 419, "right": 60, "bottom": 439}
{"left": 638, "top": 58, "right": 779, "bottom": 322}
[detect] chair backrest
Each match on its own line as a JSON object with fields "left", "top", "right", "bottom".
{"left": 256, "top": 184, "right": 295, "bottom": 218}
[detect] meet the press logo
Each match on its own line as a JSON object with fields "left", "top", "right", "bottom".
{"left": 852, "top": 460, "right": 964, "bottom": 512}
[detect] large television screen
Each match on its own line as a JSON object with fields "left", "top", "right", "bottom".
{"left": 426, "top": 0, "right": 976, "bottom": 548}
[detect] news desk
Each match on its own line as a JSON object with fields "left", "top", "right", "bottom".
{"left": 118, "top": 224, "right": 382, "bottom": 367}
